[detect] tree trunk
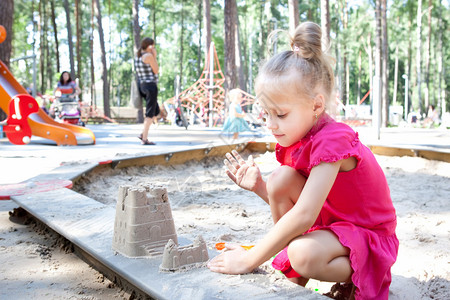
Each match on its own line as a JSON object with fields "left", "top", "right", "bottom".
{"left": 94, "top": 0, "right": 110, "bottom": 118}
{"left": 357, "top": 49, "right": 361, "bottom": 102}
{"left": 416, "top": 0, "right": 423, "bottom": 113}
{"left": 132, "top": 0, "right": 141, "bottom": 55}
{"left": 341, "top": 0, "right": 348, "bottom": 105}
{"left": 132, "top": 0, "right": 143, "bottom": 123}
{"left": 0, "top": 0, "right": 13, "bottom": 67}
{"left": 203, "top": 0, "right": 211, "bottom": 53}
{"left": 393, "top": 41, "right": 399, "bottom": 105}
{"left": 424, "top": 0, "right": 432, "bottom": 108}
{"left": 44, "top": 0, "right": 52, "bottom": 92}
{"left": 197, "top": 0, "right": 203, "bottom": 77}
{"left": 50, "top": 0, "right": 60, "bottom": 73}
{"left": 437, "top": 0, "right": 445, "bottom": 114}
{"left": 0, "top": 0, "right": 13, "bottom": 122}
{"left": 406, "top": 16, "right": 412, "bottom": 117}
{"left": 334, "top": 16, "right": 341, "bottom": 103}
{"left": 180, "top": 0, "right": 185, "bottom": 81}
{"left": 374, "top": 0, "right": 382, "bottom": 134}
{"left": 75, "top": 0, "right": 82, "bottom": 100}
{"left": 224, "top": 0, "right": 237, "bottom": 90}
{"left": 39, "top": 0, "right": 45, "bottom": 93}
{"left": 63, "top": 0, "right": 76, "bottom": 78}
{"left": 367, "top": 33, "right": 373, "bottom": 105}
{"left": 258, "top": 1, "right": 265, "bottom": 61}
{"left": 381, "top": 0, "right": 389, "bottom": 126}
{"left": 320, "top": 0, "right": 330, "bottom": 47}
{"left": 288, "top": 0, "right": 299, "bottom": 34}
{"left": 90, "top": 0, "right": 96, "bottom": 107}
{"left": 235, "top": 10, "right": 245, "bottom": 90}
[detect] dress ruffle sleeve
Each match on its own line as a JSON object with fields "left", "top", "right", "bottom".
{"left": 306, "top": 123, "right": 362, "bottom": 172}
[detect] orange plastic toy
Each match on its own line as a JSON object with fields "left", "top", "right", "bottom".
{"left": 215, "top": 242, "right": 254, "bottom": 251}
{"left": 0, "top": 25, "right": 6, "bottom": 44}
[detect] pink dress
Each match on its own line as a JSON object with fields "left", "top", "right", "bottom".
{"left": 275, "top": 114, "right": 399, "bottom": 300}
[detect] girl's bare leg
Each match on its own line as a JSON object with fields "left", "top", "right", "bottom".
{"left": 287, "top": 277, "right": 310, "bottom": 286}
{"left": 266, "top": 166, "right": 351, "bottom": 286}
{"left": 233, "top": 132, "right": 239, "bottom": 139}
{"left": 266, "top": 165, "right": 306, "bottom": 223}
{"left": 267, "top": 166, "right": 310, "bottom": 286}
{"left": 288, "top": 230, "right": 352, "bottom": 283}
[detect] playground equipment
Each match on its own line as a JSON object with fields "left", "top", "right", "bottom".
{"left": 166, "top": 42, "right": 258, "bottom": 127}
{"left": 0, "top": 25, "right": 95, "bottom": 145}
{"left": 0, "top": 94, "right": 39, "bottom": 144}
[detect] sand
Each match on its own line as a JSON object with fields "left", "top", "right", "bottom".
{"left": 1, "top": 152, "right": 449, "bottom": 299}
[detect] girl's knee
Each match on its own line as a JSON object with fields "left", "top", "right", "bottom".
{"left": 287, "top": 240, "right": 316, "bottom": 277}
{"left": 267, "top": 166, "right": 305, "bottom": 198}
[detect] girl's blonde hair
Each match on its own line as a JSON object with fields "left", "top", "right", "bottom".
{"left": 228, "top": 88, "right": 242, "bottom": 103}
{"left": 255, "top": 22, "right": 335, "bottom": 111}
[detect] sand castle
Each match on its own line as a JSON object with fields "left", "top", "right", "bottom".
{"left": 160, "top": 235, "right": 209, "bottom": 272}
{"left": 112, "top": 183, "right": 209, "bottom": 270}
{"left": 112, "top": 184, "right": 178, "bottom": 257}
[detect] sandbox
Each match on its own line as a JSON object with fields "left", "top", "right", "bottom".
{"left": 9, "top": 141, "right": 450, "bottom": 299}
{"left": 10, "top": 143, "right": 327, "bottom": 299}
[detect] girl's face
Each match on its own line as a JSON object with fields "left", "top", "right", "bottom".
{"left": 259, "top": 89, "right": 319, "bottom": 147}
{"left": 232, "top": 94, "right": 242, "bottom": 104}
{"left": 62, "top": 72, "right": 70, "bottom": 82}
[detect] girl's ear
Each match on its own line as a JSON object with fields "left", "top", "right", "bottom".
{"left": 313, "top": 93, "right": 326, "bottom": 115}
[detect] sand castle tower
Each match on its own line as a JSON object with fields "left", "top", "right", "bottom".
{"left": 112, "top": 184, "right": 178, "bottom": 257}
{"left": 160, "top": 235, "right": 209, "bottom": 272}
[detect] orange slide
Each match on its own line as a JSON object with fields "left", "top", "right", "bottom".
{"left": 0, "top": 61, "right": 95, "bottom": 145}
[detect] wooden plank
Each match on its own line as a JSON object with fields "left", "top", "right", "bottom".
{"left": 368, "top": 145, "right": 450, "bottom": 163}
{"left": 11, "top": 188, "right": 326, "bottom": 300}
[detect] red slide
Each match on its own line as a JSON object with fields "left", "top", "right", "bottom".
{"left": 0, "top": 24, "right": 94, "bottom": 146}
{"left": 0, "top": 60, "right": 95, "bottom": 146}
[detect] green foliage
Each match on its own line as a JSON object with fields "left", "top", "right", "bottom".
{"left": 7, "top": 0, "right": 450, "bottom": 114}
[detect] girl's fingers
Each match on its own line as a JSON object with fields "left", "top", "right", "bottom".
{"left": 226, "top": 152, "right": 240, "bottom": 170}
{"left": 223, "top": 243, "right": 239, "bottom": 251}
{"left": 248, "top": 155, "right": 255, "bottom": 166}
{"left": 225, "top": 169, "right": 237, "bottom": 183}
{"left": 232, "top": 150, "right": 246, "bottom": 166}
{"left": 224, "top": 159, "right": 237, "bottom": 174}
{"left": 207, "top": 254, "right": 224, "bottom": 271}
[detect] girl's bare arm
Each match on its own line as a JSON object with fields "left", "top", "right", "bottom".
{"left": 209, "top": 160, "right": 341, "bottom": 274}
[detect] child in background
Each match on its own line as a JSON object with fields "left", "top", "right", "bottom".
{"left": 221, "top": 89, "right": 251, "bottom": 139}
{"left": 208, "top": 22, "right": 398, "bottom": 300}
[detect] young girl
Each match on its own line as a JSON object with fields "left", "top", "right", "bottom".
{"left": 222, "top": 89, "right": 251, "bottom": 139}
{"left": 208, "top": 22, "right": 398, "bottom": 300}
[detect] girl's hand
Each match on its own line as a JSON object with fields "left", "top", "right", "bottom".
{"left": 207, "top": 243, "right": 253, "bottom": 274}
{"left": 224, "top": 150, "right": 262, "bottom": 193}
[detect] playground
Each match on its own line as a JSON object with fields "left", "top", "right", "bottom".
{"left": 0, "top": 119, "right": 449, "bottom": 299}
{"left": 0, "top": 16, "right": 449, "bottom": 300}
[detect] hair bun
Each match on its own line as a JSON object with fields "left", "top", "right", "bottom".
{"left": 291, "top": 22, "right": 322, "bottom": 60}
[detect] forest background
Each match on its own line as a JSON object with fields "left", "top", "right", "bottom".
{"left": 0, "top": 0, "right": 448, "bottom": 127}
